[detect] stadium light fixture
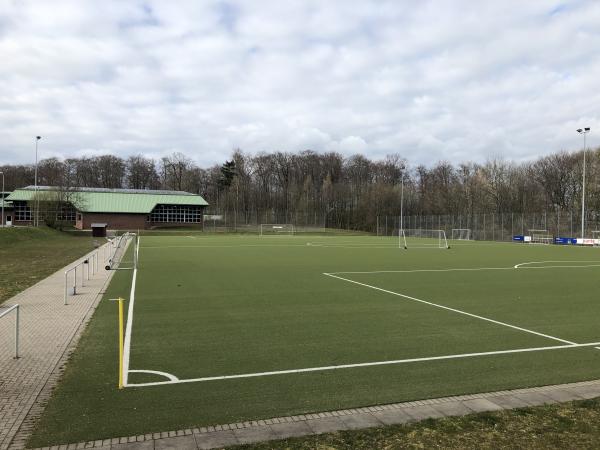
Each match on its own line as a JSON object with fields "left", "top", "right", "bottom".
{"left": 34, "top": 136, "right": 41, "bottom": 227}
{"left": 577, "top": 127, "right": 591, "bottom": 239}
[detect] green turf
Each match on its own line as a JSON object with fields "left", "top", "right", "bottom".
{"left": 0, "top": 226, "right": 95, "bottom": 305}
{"left": 28, "top": 235, "right": 600, "bottom": 447}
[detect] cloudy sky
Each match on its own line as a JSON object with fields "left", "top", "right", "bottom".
{"left": 1, "top": 0, "right": 599, "bottom": 168}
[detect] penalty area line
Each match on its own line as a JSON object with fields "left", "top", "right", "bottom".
{"left": 124, "top": 341, "right": 600, "bottom": 388}
{"left": 323, "top": 272, "right": 576, "bottom": 345}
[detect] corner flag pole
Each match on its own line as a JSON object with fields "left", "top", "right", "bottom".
{"left": 109, "top": 297, "right": 126, "bottom": 389}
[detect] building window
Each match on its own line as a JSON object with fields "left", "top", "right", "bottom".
{"left": 149, "top": 204, "right": 202, "bottom": 223}
{"left": 14, "top": 202, "right": 32, "bottom": 221}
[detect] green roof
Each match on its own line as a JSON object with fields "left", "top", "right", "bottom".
{"left": 7, "top": 187, "right": 208, "bottom": 214}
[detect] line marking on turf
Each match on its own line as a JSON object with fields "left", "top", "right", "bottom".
{"left": 329, "top": 267, "right": 512, "bottom": 275}
{"left": 124, "top": 341, "right": 600, "bottom": 387}
{"left": 141, "top": 244, "right": 313, "bottom": 249}
{"left": 514, "top": 260, "right": 600, "bottom": 269}
{"left": 123, "top": 251, "right": 599, "bottom": 388}
{"left": 331, "top": 262, "right": 600, "bottom": 275}
{"left": 122, "top": 235, "right": 139, "bottom": 387}
{"left": 128, "top": 369, "right": 179, "bottom": 382}
{"left": 323, "top": 272, "right": 577, "bottom": 345}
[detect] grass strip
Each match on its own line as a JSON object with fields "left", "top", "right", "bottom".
{"left": 0, "top": 227, "right": 95, "bottom": 304}
{"left": 237, "top": 398, "right": 600, "bottom": 450}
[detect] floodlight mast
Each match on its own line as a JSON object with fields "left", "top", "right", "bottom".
{"left": 577, "top": 128, "right": 591, "bottom": 239}
{"left": 399, "top": 165, "right": 405, "bottom": 232}
{"left": 34, "top": 136, "right": 41, "bottom": 227}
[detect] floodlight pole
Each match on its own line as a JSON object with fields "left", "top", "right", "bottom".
{"left": 399, "top": 166, "right": 405, "bottom": 232}
{"left": 34, "top": 136, "right": 41, "bottom": 227}
{"left": 577, "top": 128, "right": 591, "bottom": 239}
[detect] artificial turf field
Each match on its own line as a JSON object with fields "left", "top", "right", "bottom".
{"left": 29, "top": 233, "right": 600, "bottom": 446}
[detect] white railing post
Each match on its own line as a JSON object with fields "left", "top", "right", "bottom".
{"left": 64, "top": 271, "right": 68, "bottom": 305}
{"left": 15, "top": 305, "right": 19, "bottom": 358}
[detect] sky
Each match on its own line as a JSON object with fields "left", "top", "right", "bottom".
{"left": 0, "top": 0, "right": 599, "bottom": 168}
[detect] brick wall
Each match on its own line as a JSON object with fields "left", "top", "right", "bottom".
{"left": 77, "top": 213, "right": 147, "bottom": 230}
{"left": 73, "top": 213, "right": 206, "bottom": 230}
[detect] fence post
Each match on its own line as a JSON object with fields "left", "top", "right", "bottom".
{"left": 483, "top": 213, "right": 486, "bottom": 241}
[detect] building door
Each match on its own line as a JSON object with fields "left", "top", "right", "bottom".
{"left": 6, "top": 215, "right": 12, "bottom": 226}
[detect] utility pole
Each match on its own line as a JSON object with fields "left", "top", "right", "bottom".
{"left": 34, "top": 136, "right": 42, "bottom": 226}
{"left": 577, "top": 128, "right": 591, "bottom": 239}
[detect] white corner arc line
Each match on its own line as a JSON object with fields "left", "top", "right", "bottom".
{"left": 124, "top": 341, "right": 600, "bottom": 388}
{"left": 128, "top": 369, "right": 179, "bottom": 382}
{"left": 122, "top": 236, "right": 139, "bottom": 386}
{"left": 323, "top": 272, "right": 576, "bottom": 345}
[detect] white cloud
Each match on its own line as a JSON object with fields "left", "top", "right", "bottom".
{"left": 0, "top": 0, "right": 599, "bottom": 168}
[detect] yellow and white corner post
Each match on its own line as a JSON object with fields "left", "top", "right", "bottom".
{"left": 109, "top": 297, "right": 126, "bottom": 389}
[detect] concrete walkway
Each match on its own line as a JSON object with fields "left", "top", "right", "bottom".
{"left": 0, "top": 242, "right": 116, "bottom": 450}
{"left": 31, "top": 378, "right": 600, "bottom": 450}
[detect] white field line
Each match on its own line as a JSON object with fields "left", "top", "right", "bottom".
{"left": 122, "top": 236, "right": 139, "bottom": 386}
{"left": 129, "top": 369, "right": 179, "bottom": 382}
{"left": 330, "top": 267, "right": 512, "bottom": 275}
{"left": 125, "top": 341, "right": 600, "bottom": 388}
{"left": 323, "top": 273, "right": 576, "bottom": 345}
{"left": 125, "top": 259, "right": 598, "bottom": 388}
{"left": 513, "top": 260, "right": 600, "bottom": 269}
{"left": 331, "top": 262, "right": 600, "bottom": 275}
{"left": 141, "top": 244, "right": 312, "bottom": 249}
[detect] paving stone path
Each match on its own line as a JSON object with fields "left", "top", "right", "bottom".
{"left": 31, "top": 378, "right": 600, "bottom": 450}
{"left": 0, "top": 242, "right": 116, "bottom": 450}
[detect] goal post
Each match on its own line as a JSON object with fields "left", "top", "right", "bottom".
{"left": 106, "top": 232, "right": 137, "bottom": 270}
{"left": 260, "top": 224, "right": 295, "bottom": 236}
{"left": 529, "top": 229, "right": 552, "bottom": 245}
{"left": 592, "top": 231, "right": 600, "bottom": 247}
{"left": 451, "top": 228, "right": 471, "bottom": 240}
{"left": 399, "top": 229, "right": 449, "bottom": 249}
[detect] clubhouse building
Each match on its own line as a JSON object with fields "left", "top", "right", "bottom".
{"left": 5, "top": 186, "right": 209, "bottom": 230}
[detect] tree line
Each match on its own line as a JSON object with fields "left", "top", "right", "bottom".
{"left": 1, "top": 146, "right": 599, "bottom": 230}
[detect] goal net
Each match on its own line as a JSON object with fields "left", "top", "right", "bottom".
{"left": 592, "top": 231, "right": 600, "bottom": 247}
{"left": 529, "top": 229, "right": 552, "bottom": 245}
{"left": 399, "top": 229, "right": 449, "bottom": 249}
{"left": 260, "top": 224, "right": 295, "bottom": 236}
{"left": 106, "top": 233, "right": 137, "bottom": 270}
{"left": 451, "top": 228, "right": 471, "bottom": 240}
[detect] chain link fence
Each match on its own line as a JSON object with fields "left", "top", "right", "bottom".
{"left": 374, "top": 212, "right": 600, "bottom": 241}
{"left": 203, "top": 210, "right": 600, "bottom": 241}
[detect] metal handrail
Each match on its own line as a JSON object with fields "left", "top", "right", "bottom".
{"left": 0, "top": 304, "right": 20, "bottom": 358}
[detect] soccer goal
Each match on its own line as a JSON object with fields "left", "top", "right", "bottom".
{"left": 399, "top": 229, "right": 449, "bottom": 249}
{"left": 106, "top": 233, "right": 137, "bottom": 270}
{"left": 260, "top": 224, "right": 295, "bottom": 236}
{"left": 592, "top": 231, "right": 600, "bottom": 247}
{"left": 451, "top": 228, "right": 471, "bottom": 240}
{"left": 529, "top": 229, "right": 552, "bottom": 245}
